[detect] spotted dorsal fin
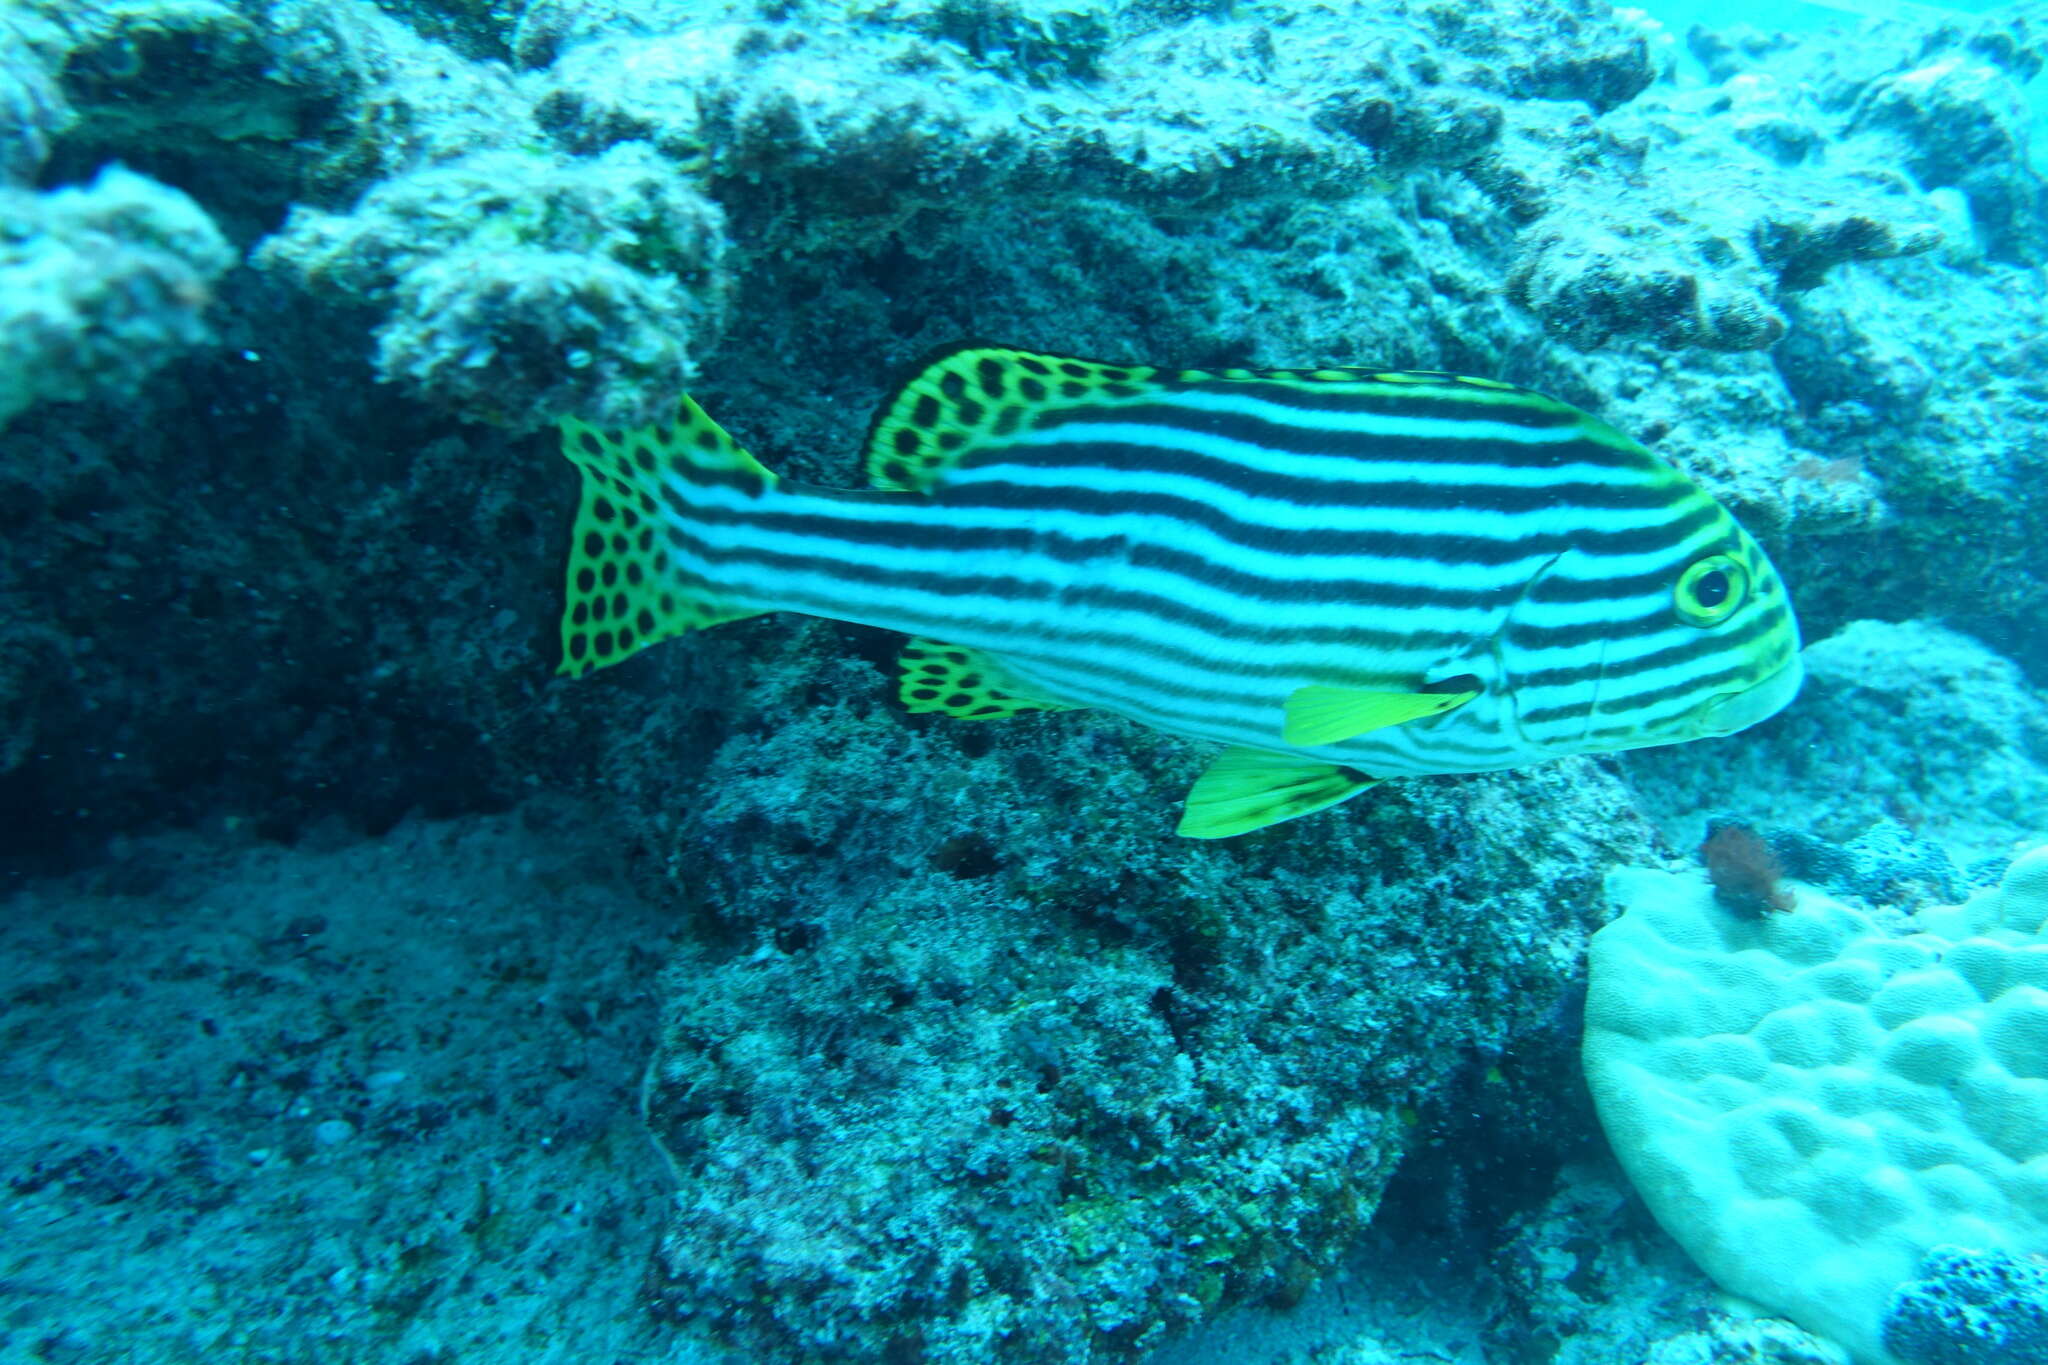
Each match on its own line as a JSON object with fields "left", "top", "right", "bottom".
{"left": 862, "top": 344, "right": 1166, "bottom": 493}
{"left": 861, "top": 347, "right": 1582, "bottom": 494}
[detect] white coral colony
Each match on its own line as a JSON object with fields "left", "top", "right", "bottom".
{"left": 1584, "top": 844, "right": 2048, "bottom": 1365}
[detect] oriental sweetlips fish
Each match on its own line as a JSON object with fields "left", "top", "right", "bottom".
{"left": 553, "top": 344, "right": 1802, "bottom": 837}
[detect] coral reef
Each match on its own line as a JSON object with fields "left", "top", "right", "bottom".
{"left": 5, "top": 0, "right": 2043, "bottom": 864}
{"left": 1884, "top": 1244, "right": 2048, "bottom": 1365}
{"left": 258, "top": 142, "right": 731, "bottom": 429}
{"left": 0, "top": 165, "right": 232, "bottom": 426}
{"left": 1485, "top": 1159, "right": 1860, "bottom": 1364}
{"left": 1657, "top": 12, "right": 2048, "bottom": 666}
{"left": 630, "top": 638, "right": 1657, "bottom": 1359}
{"left": 1, "top": 0, "right": 2046, "bottom": 1359}
{"left": 1621, "top": 619, "right": 2048, "bottom": 865}
{"left": 0, "top": 808, "right": 687, "bottom": 1363}
{"left": 1496, "top": 95, "right": 1944, "bottom": 351}
{"left": 1480, "top": 1163, "right": 1722, "bottom": 1363}
{"left": 0, "top": 7, "right": 67, "bottom": 184}
{"left": 514, "top": 0, "right": 1562, "bottom": 211}
{"left": 1481, "top": 11, "right": 2048, "bottom": 352}
{"left": 1773, "top": 820, "right": 1970, "bottom": 910}
{"left": 36, "top": 0, "right": 528, "bottom": 217}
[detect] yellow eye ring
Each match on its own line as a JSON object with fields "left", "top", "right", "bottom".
{"left": 1674, "top": 554, "right": 1749, "bottom": 627}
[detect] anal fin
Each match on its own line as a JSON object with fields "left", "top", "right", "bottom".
{"left": 898, "top": 638, "right": 1079, "bottom": 721}
{"left": 1177, "top": 747, "right": 1379, "bottom": 839}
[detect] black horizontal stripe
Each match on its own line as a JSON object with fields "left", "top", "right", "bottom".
{"left": 1526, "top": 546, "right": 1729, "bottom": 603}
{"left": 1499, "top": 577, "right": 1785, "bottom": 646}
{"left": 1028, "top": 677, "right": 1521, "bottom": 765}
{"left": 1516, "top": 612, "right": 1785, "bottom": 691}
{"left": 1508, "top": 608, "right": 1675, "bottom": 651}
{"left": 942, "top": 459, "right": 1698, "bottom": 519}
{"left": 1169, "top": 377, "right": 1586, "bottom": 429}
{"left": 661, "top": 502, "right": 1785, "bottom": 712}
{"left": 1512, "top": 580, "right": 1795, "bottom": 651}
{"left": 669, "top": 514, "right": 1791, "bottom": 755}
{"left": 684, "top": 503, "right": 1531, "bottom": 609}
{"left": 1021, "top": 402, "right": 1648, "bottom": 473}
{"left": 849, "top": 586, "right": 1475, "bottom": 696}
{"left": 1003, "top": 663, "right": 1295, "bottom": 717}
{"left": 658, "top": 519, "right": 1486, "bottom": 659}
{"left": 1524, "top": 659, "right": 1755, "bottom": 726}
{"left": 1003, "top": 645, "right": 1508, "bottom": 715}
{"left": 944, "top": 478, "right": 1721, "bottom": 569}
{"left": 673, "top": 494, "right": 1757, "bottom": 659}
{"left": 689, "top": 487, "right": 1725, "bottom": 604}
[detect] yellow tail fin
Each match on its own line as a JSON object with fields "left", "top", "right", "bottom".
{"left": 556, "top": 398, "right": 775, "bottom": 677}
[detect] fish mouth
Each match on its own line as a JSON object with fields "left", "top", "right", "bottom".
{"left": 1698, "top": 653, "right": 1804, "bottom": 737}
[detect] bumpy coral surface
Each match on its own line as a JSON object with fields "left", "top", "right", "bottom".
{"left": 1587, "top": 846, "right": 2048, "bottom": 1365}
{"left": 261, "top": 143, "right": 730, "bottom": 429}
{"left": 0, "top": 165, "right": 231, "bottom": 425}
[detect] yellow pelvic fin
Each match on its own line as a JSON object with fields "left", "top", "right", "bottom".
{"left": 897, "top": 638, "right": 1079, "bottom": 720}
{"left": 556, "top": 400, "right": 771, "bottom": 678}
{"left": 863, "top": 344, "right": 1168, "bottom": 493}
{"left": 1176, "top": 747, "right": 1380, "bottom": 839}
{"left": 1281, "top": 682, "right": 1478, "bottom": 747}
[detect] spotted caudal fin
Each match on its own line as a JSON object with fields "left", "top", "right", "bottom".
{"left": 557, "top": 399, "right": 774, "bottom": 678}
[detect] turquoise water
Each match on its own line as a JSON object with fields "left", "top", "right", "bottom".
{"left": 2, "top": 1, "right": 2044, "bottom": 1362}
{"left": 1645, "top": 0, "right": 2048, "bottom": 165}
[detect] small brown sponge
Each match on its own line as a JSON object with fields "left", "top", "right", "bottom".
{"left": 1584, "top": 843, "right": 2048, "bottom": 1365}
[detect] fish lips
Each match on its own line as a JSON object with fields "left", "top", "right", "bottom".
{"left": 1698, "top": 652, "right": 1805, "bottom": 737}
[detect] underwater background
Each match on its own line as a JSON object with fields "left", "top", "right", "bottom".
{"left": 3, "top": 0, "right": 2047, "bottom": 1362}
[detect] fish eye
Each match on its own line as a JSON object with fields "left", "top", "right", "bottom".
{"left": 1674, "top": 553, "right": 1748, "bottom": 627}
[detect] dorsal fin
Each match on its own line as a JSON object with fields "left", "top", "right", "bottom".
{"left": 860, "top": 346, "right": 1587, "bottom": 493}
{"left": 861, "top": 344, "right": 1167, "bottom": 493}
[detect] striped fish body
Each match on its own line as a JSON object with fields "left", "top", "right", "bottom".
{"left": 556, "top": 346, "right": 1802, "bottom": 837}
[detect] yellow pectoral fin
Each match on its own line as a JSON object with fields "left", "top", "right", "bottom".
{"left": 1176, "top": 747, "right": 1380, "bottom": 839}
{"left": 1281, "top": 683, "right": 1478, "bottom": 747}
